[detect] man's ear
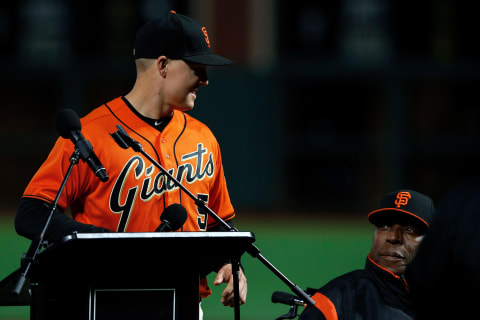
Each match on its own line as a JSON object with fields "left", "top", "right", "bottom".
{"left": 157, "top": 56, "right": 168, "bottom": 77}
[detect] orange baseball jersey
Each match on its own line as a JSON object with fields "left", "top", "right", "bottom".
{"left": 23, "top": 96, "right": 235, "bottom": 296}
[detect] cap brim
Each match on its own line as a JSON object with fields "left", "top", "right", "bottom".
{"left": 183, "top": 53, "right": 233, "bottom": 66}
{"left": 367, "top": 208, "right": 430, "bottom": 228}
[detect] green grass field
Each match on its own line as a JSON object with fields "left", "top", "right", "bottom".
{"left": 0, "top": 213, "right": 373, "bottom": 320}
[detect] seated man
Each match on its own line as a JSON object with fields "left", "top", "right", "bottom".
{"left": 299, "top": 190, "right": 435, "bottom": 320}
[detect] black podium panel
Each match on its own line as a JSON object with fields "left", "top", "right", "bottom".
{"left": 93, "top": 288, "right": 174, "bottom": 319}
{"left": 29, "top": 232, "right": 254, "bottom": 320}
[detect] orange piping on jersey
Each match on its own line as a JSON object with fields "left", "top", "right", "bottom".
{"left": 367, "top": 254, "right": 401, "bottom": 280}
{"left": 367, "top": 254, "right": 410, "bottom": 291}
{"left": 22, "top": 194, "right": 55, "bottom": 204}
{"left": 310, "top": 292, "right": 338, "bottom": 320}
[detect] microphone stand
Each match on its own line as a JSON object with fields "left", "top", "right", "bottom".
{"left": 12, "top": 149, "right": 81, "bottom": 296}
{"left": 110, "top": 125, "right": 316, "bottom": 317}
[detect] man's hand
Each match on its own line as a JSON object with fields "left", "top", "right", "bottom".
{"left": 213, "top": 263, "right": 247, "bottom": 307}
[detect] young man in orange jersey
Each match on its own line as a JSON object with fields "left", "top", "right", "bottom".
{"left": 299, "top": 190, "right": 435, "bottom": 320}
{"left": 15, "top": 11, "right": 246, "bottom": 316}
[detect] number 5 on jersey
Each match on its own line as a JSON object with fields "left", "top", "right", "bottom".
{"left": 196, "top": 194, "right": 209, "bottom": 230}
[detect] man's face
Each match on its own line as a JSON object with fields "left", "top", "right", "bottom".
{"left": 163, "top": 59, "right": 208, "bottom": 111}
{"left": 369, "top": 215, "right": 425, "bottom": 275}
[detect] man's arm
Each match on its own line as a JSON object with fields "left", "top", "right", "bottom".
{"left": 15, "top": 197, "right": 112, "bottom": 243}
{"left": 207, "top": 218, "right": 248, "bottom": 306}
{"left": 207, "top": 218, "right": 235, "bottom": 232}
{"left": 206, "top": 218, "right": 238, "bottom": 271}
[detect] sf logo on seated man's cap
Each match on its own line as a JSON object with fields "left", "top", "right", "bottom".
{"left": 394, "top": 191, "right": 411, "bottom": 208}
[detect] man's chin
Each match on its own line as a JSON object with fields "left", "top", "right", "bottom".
{"left": 174, "top": 104, "right": 195, "bottom": 112}
{"left": 382, "top": 263, "right": 406, "bottom": 275}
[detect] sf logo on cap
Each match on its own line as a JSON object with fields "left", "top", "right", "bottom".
{"left": 394, "top": 191, "right": 411, "bottom": 208}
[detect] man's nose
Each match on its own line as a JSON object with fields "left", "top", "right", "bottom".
{"left": 386, "top": 225, "right": 403, "bottom": 244}
{"left": 196, "top": 68, "right": 208, "bottom": 84}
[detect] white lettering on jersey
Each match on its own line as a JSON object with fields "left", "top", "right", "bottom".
{"left": 109, "top": 143, "right": 215, "bottom": 231}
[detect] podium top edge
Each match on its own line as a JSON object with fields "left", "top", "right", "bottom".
{"left": 62, "top": 231, "right": 255, "bottom": 242}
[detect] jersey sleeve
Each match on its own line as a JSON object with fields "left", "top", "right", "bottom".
{"left": 205, "top": 139, "right": 235, "bottom": 227}
{"left": 299, "top": 292, "right": 338, "bottom": 320}
{"left": 22, "top": 136, "right": 95, "bottom": 210}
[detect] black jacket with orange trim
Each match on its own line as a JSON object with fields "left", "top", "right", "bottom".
{"left": 299, "top": 256, "right": 415, "bottom": 320}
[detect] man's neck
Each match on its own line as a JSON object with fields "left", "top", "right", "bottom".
{"left": 125, "top": 87, "right": 173, "bottom": 120}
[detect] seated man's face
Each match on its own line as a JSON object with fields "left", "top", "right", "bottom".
{"left": 369, "top": 215, "right": 425, "bottom": 275}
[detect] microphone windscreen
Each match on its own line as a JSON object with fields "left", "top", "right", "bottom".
{"left": 160, "top": 204, "right": 188, "bottom": 231}
{"left": 271, "top": 291, "right": 297, "bottom": 305}
{"left": 56, "top": 108, "right": 81, "bottom": 139}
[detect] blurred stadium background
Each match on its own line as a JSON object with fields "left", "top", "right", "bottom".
{"left": 1, "top": 0, "right": 479, "bottom": 319}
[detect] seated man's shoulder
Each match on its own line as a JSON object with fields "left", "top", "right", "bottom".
{"left": 322, "top": 269, "right": 367, "bottom": 290}
{"left": 301, "top": 270, "right": 367, "bottom": 320}
{"left": 306, "top": 269, "right": 368, "bottom": 302}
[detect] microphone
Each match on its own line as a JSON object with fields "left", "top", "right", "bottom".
{"left": 56, "top": 109, "right": 109, "bottom": 182}
{"left": 272, "top": 291, "right": 305, "bottom": 306}
{"left": 156, "top": 203, "right": 188, "bottom": 232}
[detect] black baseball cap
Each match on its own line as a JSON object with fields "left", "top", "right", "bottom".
{"left": 368, "top": 190, "right": 435, "bottom": 230}
{"left": 133, "top": 10, "right": 232, "bottom": 66}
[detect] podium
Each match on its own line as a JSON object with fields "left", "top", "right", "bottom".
{"left": 3, "top": 231, "right": 254, "bottom": 320}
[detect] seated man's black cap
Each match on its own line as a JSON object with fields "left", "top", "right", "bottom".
{"left": 368, "top": 190, "right": 435, "bottom": 230}
{"left": 134, "top": 10, "right": 232, "bottom": 66}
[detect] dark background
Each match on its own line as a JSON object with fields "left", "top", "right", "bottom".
{"left": 1, "top": 0, "right": 479, "bottom": 215}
